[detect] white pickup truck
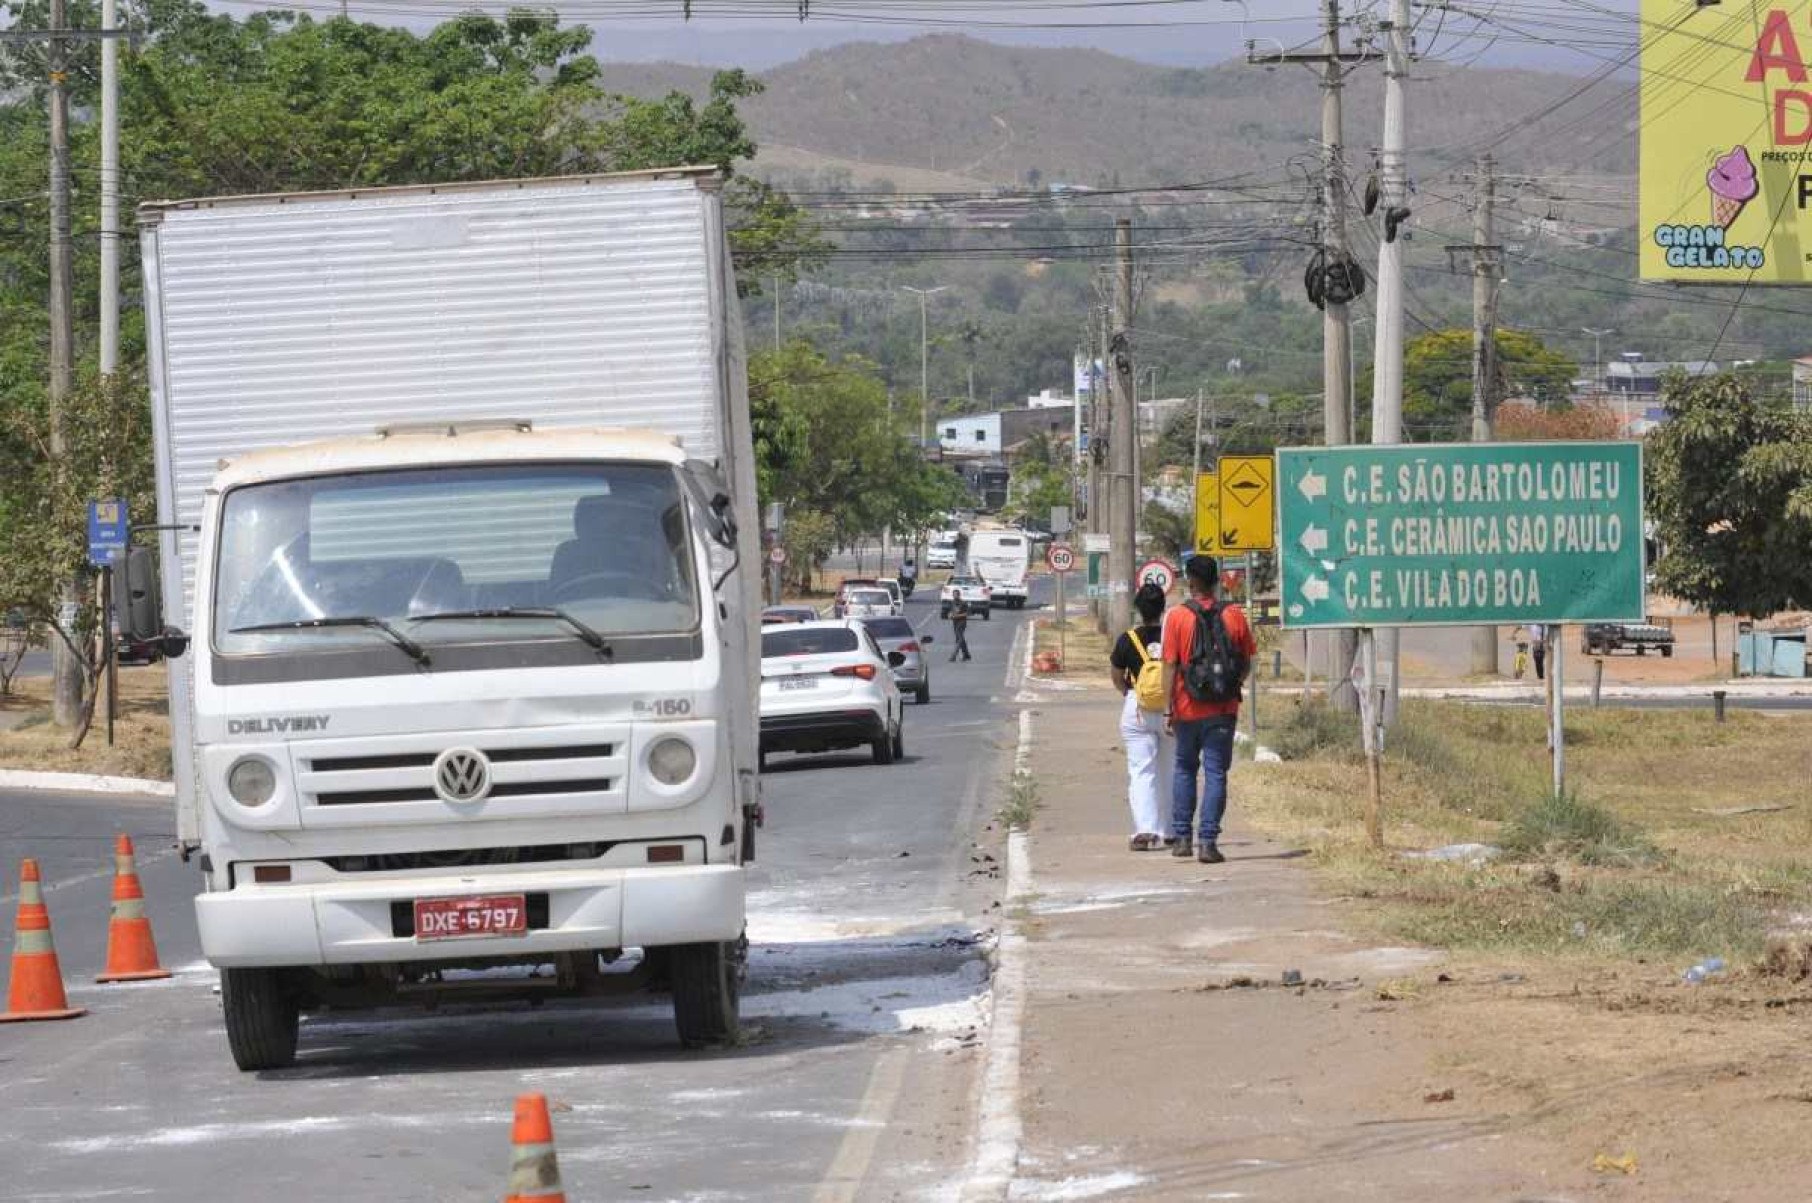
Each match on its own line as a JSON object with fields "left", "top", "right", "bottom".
{"left": 125, "top": 169, "right": 761, "bottom": 1069}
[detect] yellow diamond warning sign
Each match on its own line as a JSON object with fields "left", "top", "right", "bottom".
{"left": 1216, "top": 455, "right": 1275, "bottom": 551}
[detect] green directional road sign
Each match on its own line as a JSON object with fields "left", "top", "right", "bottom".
{"left": 1277, "top": 441, "right": 1645, "bottom": 628}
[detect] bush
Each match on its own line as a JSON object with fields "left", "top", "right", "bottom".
{"left": 1501, "top": 791, "right": 1661, "bottom": 867}
{"left": 1272, "top": 698, "right": 1358, "bottom": 762}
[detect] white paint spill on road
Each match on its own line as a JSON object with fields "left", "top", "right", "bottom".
{"left": 1008, "top": 1171, "right": 1151, "bottom": 1200}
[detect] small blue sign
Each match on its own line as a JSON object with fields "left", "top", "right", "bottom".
{"left": 87, "top": 499, "right": 129, "bottom": 568}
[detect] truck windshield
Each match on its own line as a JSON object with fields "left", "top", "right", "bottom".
{"left": 214, "top": 463, "right": 698, "bottom": 657}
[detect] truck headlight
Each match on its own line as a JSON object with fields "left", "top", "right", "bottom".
{"left": 227, "top": 756, "right": 278, "bottom": 806}
{"left": 647, "top": 737, "right": 697, "bottom": 786}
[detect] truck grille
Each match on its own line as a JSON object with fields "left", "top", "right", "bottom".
{"left": 292, "top": 727, "right": 630, "bottom": 820}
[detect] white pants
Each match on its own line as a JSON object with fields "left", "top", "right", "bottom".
{"left": 1120, "top": 690, "right": 1173, "bottom": 837}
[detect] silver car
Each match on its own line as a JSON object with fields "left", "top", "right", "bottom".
{"left": 856, "top": 615, "right": 933, "bottom": 704}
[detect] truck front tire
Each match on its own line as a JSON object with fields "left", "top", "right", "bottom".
{"left": 221, "top": 966, "right": 300, "bottom": 1071}
{"left": 670, "top": 939, "right": 742, "bottom": 1048}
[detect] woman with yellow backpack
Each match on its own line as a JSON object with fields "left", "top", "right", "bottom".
{"left": 1110, "top": 582, "right": 1174, "bottom": 851}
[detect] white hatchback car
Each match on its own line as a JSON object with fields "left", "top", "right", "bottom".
{"left": 759, "top": 620, "right": 905, "bottom": 769}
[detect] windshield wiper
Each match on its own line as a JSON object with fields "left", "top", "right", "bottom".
{"left": 410, "top": 608, "right": 614, "bottom": 660}
{"left": 230, "top": 616, "right": 432, "bottom": 667}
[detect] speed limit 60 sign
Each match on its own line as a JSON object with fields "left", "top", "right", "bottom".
{"left": 1137, "top": 558, "right": 1177, "bottom": 593}
{"left": 1046, "top": 543, "right": 1076, "bottom": 573}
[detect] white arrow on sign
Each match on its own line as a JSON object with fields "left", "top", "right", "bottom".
{"left": 1302, "top": 576, "right": 1330, "bottom": 603}
{"left": 1297, "top": 469, "right": 1326, "bottom": 502}
{"left": 1298, "top": 523, "right": 1328, "bottom": 555}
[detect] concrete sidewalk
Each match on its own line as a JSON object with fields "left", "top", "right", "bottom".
{"left": 1005, "top": 684, "right": 1556, "bottom": 1200}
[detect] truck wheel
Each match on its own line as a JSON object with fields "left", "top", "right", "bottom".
{"left": 221, "top": 967, "right": 300, "bottom": 1071}
{"left": 1636, "top": 645, "right": 1646, "bottom": 656}
{"left": 1661, "top": 646, "right": 1673, "bottom": 658}
{"left": 670, "top": 939, "right": 742, "bottom": 1048}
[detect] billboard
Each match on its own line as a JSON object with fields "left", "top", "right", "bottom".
{"left": 1640, "top": 1, "right": 1812, "bottom": 283}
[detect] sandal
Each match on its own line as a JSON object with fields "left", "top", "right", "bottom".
{"left": 1129, "top": 833, "right": 1161, "bottom": 851}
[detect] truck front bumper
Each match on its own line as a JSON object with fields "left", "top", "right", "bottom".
{"left": 194, "top": 864, "right": 744, "bottom": 967}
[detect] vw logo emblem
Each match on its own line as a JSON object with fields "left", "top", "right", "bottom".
{"left": 432, "top": 748, "right": 492, "bottom": 803}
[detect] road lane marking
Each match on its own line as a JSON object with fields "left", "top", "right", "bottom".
{"left": 810, "top": 1047, "right": 910, "bottom": 1203}
{"left": 0, "top": 843, "right": 181, "bottom": 908}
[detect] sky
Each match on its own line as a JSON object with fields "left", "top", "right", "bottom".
{"left": 211, "top": 0, "right": 1642, "bottom": 74}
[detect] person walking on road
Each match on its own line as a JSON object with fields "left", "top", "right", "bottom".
{"left": 948, "top": 596, "right": 972, "bottom": 662}
{"left": 1159, "top": 555, "right": 1257, "bottom": 864}
{"left": 1530, "top": 623, "right": 1548, "bottom": 681}
{"left": 1111, "top": 582, "right": 1172, "bottom": 851}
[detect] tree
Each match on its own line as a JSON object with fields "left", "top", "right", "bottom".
{"left": 0, "top": 376, "right": 155, "bottom": 742}
{"left": 1647, "top": 372, "right": 1812, "bottom": 619}
{"left": 749, "top": 340, "right": 965, "bottom": 552}
{"left": 0, "top": 5, "right": 822, "bottom": 724}
{"left": 1396, "top": 329, "right": 1577, "bottom": 441}
{"left": 1493, "top": 401, "right": 1622, "bottom": 441}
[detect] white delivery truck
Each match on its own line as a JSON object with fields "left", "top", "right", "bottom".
{"left": 125, "top": 169, "right": 761, "bottom": 1070}
{"left": 966, "top": 529, "right": 1031, "bottom": 609}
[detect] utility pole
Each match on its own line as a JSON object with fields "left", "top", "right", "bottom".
{"left": 1369, "top": 0, "right": 1413, "bottom": 726}
{"left": 904, "top": 285, "right": 946, "bottom": 450}
{"left": 100, "top": 0, "right": 120, "bottom": 378}
{"left": 1191, "top": 387, "right": 1205, "bottom": 484}
{"left": 1255, "top": 0, "right": 1368, "bottom": 708}
{"left": 772, "top": 274, "right": 782, "bottom": 350}
{"left": 1107, "top": 218, "right": 1137, "bottom": 634}
{"left": 48, "top": 0, "right": 80, "bottom": 727}
{"left": 1465, "top": 155, "right": 1503, "bottom": 676}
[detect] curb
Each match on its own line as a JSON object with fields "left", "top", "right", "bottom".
{"left": 961, "top": 827, "right": 1030, "bottom": 1202}
{"left": 961, "top": 706, "right": 1036, "bottom": 1201}
{"left": 0, "top": 769, "right": 174, "bottom": 799}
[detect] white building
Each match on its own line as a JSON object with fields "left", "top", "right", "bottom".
{"left": 938, "top": 406, "right": 1076, "bottom": 457}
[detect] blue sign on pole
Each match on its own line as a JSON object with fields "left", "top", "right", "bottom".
{"left": 87, "top": 499, "right": 129, "bottom": 568}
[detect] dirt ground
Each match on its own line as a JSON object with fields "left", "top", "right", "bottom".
{"left": 0, "top": 664, "right": 172, "bottom": 779}
{"left": 1011, "top": 679, "right": 1812, "bottom": 1201}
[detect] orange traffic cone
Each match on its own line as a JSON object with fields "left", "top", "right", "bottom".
{"left": 97, "top": 834, "right": 172, "bottom": 983}
{"left": 504, "top": 1093, "right": 567, "bottom": 1203}
{"left": 0, "top": 858, "right": 87, "bottom": 1023}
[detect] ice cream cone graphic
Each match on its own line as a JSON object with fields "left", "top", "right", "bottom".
{"left": 1707, "top": 146, "right": 1758, "bottom": 230}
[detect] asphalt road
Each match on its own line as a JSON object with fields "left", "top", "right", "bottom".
{"left": 0, "top": 587, "right": 1038, "bottom": 1202}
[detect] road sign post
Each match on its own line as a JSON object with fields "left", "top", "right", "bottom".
{"left": 1135, "top": 557, "right": 1176, "bottom": 595}
{"left": 1277, "top": 443, "right": 1644, "bottom": 628}
{"left": 1217, "top": 455, "right": 1276, "bottom": 552}
{"left": 1193, "top": 471, "right": 1222, "bottom": 556}
{"left": 87, "top": 498, "right": 128, "bottom": 568}
{"left": 1047, "top": 542, "right": 1076, "bottom": 667}
{"left": 1277, "top": 441, "right": 1642, "bottom": 837}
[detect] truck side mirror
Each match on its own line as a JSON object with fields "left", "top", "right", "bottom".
{"left": 118, "top": 545, "right": 188, "bottom": 660}
{"left": 118, "top": 546, "right": 162, "bottom": 642}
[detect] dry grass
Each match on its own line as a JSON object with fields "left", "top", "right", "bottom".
{"left": 1242, "top": 698, "right": 1812, "bottom": 965}
{"left": 0, "top": 666, "right": 172, "bottom": 779}
{"left": 1033, "top": 613, "right": 1115, "bottom": 680}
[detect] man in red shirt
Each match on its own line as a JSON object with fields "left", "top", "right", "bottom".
{"left": 1158, "top": 555, "right": 1258, "bottom": 863}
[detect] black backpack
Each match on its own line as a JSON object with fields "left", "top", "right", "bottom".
{"left": 1182, "top": 600, "right": 1248, "bottom": 704}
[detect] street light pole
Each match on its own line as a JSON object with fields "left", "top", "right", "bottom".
{"left": 1582, "top": 327, "right": 1615, "bottom": 390}
{"left": 903, "top": 285, "right": 947, "bottom": 449}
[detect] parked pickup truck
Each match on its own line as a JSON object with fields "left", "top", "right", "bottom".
{"left": 1581, "top": 622, "right": 1675, "bottom": 657}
